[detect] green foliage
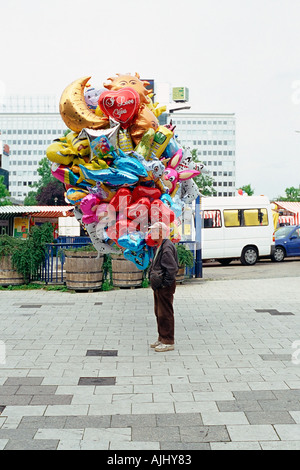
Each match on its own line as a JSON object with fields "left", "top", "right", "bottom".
{"left": 190, "top": 149, "right": 216, "bottom": 196}
{"left": 240, "top": 184, "right": 255, "bottom": 196}
{"left": 23, "top": 157, "right": 64, "bottom": 206}
{"left": 176, "top": 244, "right": 194, "bottom": 268}
{"left": 0, "top": 175, "right": 12, "bottom": 206}
{"left": 278, "top": 186, "right": 300, "bottom": 202}
{"left": 102, "top": 254, "right": 113, "bottom": 286}
{"left": 0, "top": 223, "right": 54, "bottom": 281}
{"left": 24, "top": 190, "right": 38, "bottom": 206}
{"left": 141, "top": 278, "right": 149, "bottom": 288}
{"left": 0, "top": 235, "right": 23, "bottom": 257}
{"left": 0, "top": 283, "right": 69, "bottom": 292}
{"left": 65, "top": 244, "right": 97, "bottom": 253}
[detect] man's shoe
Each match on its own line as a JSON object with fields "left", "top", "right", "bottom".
{"left": 150, "top": 340, "right": 161, "bottom": 348}
{"left": 154, "top": 343, "right": 174, "bottom": 352}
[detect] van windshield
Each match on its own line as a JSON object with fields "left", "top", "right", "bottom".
{"left": 275, "top": 226, "right": 295, "bottom": 239}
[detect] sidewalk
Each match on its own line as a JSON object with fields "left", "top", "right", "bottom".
{"left": 0, "top": 275, "right": 300, "bottom": 450}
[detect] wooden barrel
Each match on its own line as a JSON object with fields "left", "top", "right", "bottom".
{"left": 65, "top": 251, "right": 103, "bottom": 291}
{"left": 0, "top": 255, "right": 24, "bottom": 286}
{"left": 176, "top": 266, "right": 185, "bottom": 284}
{"left": 111, "top": 254, "right": 143, "bottom": 288}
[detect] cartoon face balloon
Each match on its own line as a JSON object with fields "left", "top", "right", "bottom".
{"left": 103, "top": 73, "right": 152, "bottom": 105}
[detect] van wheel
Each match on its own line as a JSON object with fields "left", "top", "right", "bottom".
{"left": 241, "top": 247, "right": 258, "bottom": 266}
{"left": 271, "top": 246, "right": 285, "bottom": 262}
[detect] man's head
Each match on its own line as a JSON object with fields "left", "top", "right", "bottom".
{"left": 149, "top": 222, "right": 170, "bottom": 245}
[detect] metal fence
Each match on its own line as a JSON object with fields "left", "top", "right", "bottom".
{"left": 35, "top": 238, "right": 198, "bottom": 285}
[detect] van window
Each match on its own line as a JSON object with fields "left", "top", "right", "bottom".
{"left": 223, "top": 210, "right": 242, "bottom": 227}
{"left": 224, "top": 208, "right": 269, "bottom": 227}
{"left": 203, "top": 210, "right": 222, "bottom": 228}
{"left": 244, "top": 209, "right": 268, "bottom": 226}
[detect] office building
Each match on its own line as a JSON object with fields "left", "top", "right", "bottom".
{"left": 167, "top": 111, "right": 236, "bottom": 196}
{"left": 0, "top": 95, "right": 66, "bottom": 201}
{"left": 0, "top": 89, "right": 236, "bottom": 200}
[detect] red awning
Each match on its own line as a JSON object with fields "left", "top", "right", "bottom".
{"left": 275, "top": 201, "right": 300, "bottom": 225}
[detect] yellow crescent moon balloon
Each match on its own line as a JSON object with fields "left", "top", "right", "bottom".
{"left": 59, "top": 76, "right": 109, "bottom": 133}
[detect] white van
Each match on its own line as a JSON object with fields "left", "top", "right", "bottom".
{"left": 200, "top": 196, "right": 275, "bottom": 265}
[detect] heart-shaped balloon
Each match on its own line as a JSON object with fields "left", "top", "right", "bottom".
{"left": 99, "top": 87, "right": 140, "bottom": 129}
{"left": 127, "top": 197, "right": 151, "bottom": 220}
{"left": 109, "top": 188, "right": 132, "bottom": 213}
{"left": 150, "top": 199, "right": 175, "bottom": 225}
{"left": 106, "top": 219, "right": 129, "bottom": 244}
{"left": 132, "top": 185, "right": 161, "bottom": 202}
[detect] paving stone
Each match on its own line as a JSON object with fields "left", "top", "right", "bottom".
{"left": 160, "top": 441, "right": 210, "bottom": 450}
{"left": 245, "top": 411, "right": 296, "bottom": 425}
{"left": 64, "top": 416, "right": 111, "bottom": 429}
{"left": 0, "top": 395, "right": 33, "bottom": 406}
{"left": 274, "top": 424, "right": 300, "bottom": 440}
{"left": 260, "top": 354, "right": 291, "bottom": 361}
{"left": 132, "top": 426, "right": 180, "bottom": 442}
{"left": 4, "top": 439, "right": 59, "bottom": 450}
{"left": 0, "top": 386, "right": 20, "bottom": 396}
{"left": 273, "top": 390, "right": 300, "bottom": 400}
{"left": 18, "top": 416, "right": 67, "bottom": 429}
{"left": 217, "top": 400, "right": 263, "bottom": 412}
{"left": 232, "top": 390, "right": 276, "bottom": 401}
{"left": 16, "top": 386, "right": 58, "bottom": 395}
{"left": 0, "top": 428, "right": 36, "bottom": 440}
{"left": 156, "top": 413, "right": 203, "bottom": 427}
{"left": 258, "top": 400, "right": 300, "bottom": 412}
{"left": 4, "top": 377, "right": 44, "bottom": 386}
{"left": 30, "top": 395, "right": 73, "bottom": 405}
{"left": 180, "top": 425, "right": 230, "bottom": 443}
{"left": 111, "top": 414, "right": 156, "bottom": 428}
{"left": 227, "top": 424, "right": 279, "bottom": 441}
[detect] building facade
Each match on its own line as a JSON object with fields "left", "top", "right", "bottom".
{"left": 0, "top": 96, "right": 66, "bottom": 201}
{"left": 0, "top": 94, "right": 236, "bottom": 200}
{"left": 166, "top": 112, "right": 236, "bottom": 197}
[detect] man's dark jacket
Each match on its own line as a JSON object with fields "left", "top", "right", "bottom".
{"left": 149, "top": 239, "right": 179, "bottom": 290}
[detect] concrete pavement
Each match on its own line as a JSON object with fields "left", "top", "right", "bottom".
{"left": 0, "top": 273, "right": 300, "bottom": 450}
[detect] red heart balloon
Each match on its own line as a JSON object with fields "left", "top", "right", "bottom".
{"left": 106, "top": 219, "right": 132, "bottom": 245}
{"left": 109, "top": 188, "right": 132, "bottom": 213}
{"left": 150, "top": 199, "right": 175, "bottom": 225}
{"left": 99, "top": 87, "right": 140, "bottom": 128}
{"left": 131, "top": 185, "right": 161, "bottom": 202}
{"left": 127, "top": 197, "right": 151, "bottom": 220}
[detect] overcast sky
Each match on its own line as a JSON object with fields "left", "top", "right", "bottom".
{"left": 1, "top": 0, "right": 300, "bottom": 200}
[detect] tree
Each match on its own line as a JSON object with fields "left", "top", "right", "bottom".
{"left": 239, "top": 184, "right": 255, "bottom": 196}
{"left": 24, "top": 157, "right": 66, "bottom": 206}
{"left": 191, "top": 149, "right": 216, "bottom": 196}
{"left": 278, "top": 186, "right": 300, "bottom": 201}
{"left": 24, "top": 190, "right": 38, "bottom": 206}
{"left": 0, "top": 175, "right": 12, "bottom": 206}
{"left": 36, "top": 180, "right": 66, "bottom": 206}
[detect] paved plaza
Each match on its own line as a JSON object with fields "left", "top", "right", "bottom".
{"left": 0, "top": 272, "right": 300, "bottom": 450}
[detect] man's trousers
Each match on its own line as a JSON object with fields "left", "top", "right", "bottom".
{"left": 153, "top": 281, "right": 176, "bottom": 345}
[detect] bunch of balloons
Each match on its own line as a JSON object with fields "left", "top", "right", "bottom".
{"left": 46, "top": 73, "right": 206, "bottom": 269}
